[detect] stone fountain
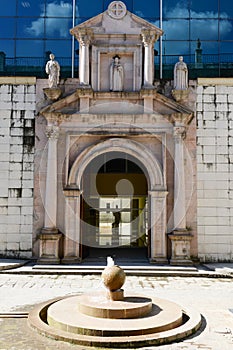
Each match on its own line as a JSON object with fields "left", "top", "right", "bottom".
{"left": 28, "top": 258, "right": 202, "bottom": 348}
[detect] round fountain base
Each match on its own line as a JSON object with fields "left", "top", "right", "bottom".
{"left": 28, "top": 292, "right": 202, "bottom": 348}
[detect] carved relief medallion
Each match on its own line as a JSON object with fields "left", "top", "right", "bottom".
{"left": 107, "top": 1, "right": 127, "bottom": 19}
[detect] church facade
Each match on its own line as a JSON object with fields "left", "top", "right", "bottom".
{"left": 0, "top": 2, "right": 233, "bottom": 263}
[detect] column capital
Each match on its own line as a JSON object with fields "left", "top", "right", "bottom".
{"left": 141, "top": 30, "right": 157, "bottom": 46}
{"left": 77, "top": 28, "right": 93, "bottom": 46}
{"left": 173, "top": 125, "right": 186, "bottom": 140}
{"left": 45, "top": 125, "right": 60, "bottom": 140}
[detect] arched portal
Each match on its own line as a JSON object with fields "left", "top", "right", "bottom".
{"left": 63, "top": 138, "right": 168, "bottom": 263}
{"left": 81, "top": 151, "right": 149, "bottom": 259}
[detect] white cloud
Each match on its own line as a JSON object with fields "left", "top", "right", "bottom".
{"left": 25, "top": 1, "right": 78, "bottom": 38}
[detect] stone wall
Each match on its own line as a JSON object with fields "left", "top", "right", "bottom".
{"left": 197, "top": 78, "right": 233, "bottom": 262}
{"left": 0, "top": 77, "right": 36, "bottom": 258}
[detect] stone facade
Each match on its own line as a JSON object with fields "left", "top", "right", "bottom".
{"left": 197, "top": 78, "right": 233, "bottom": 262}
{"left": 0, "top": 4, "right": 233, "bottom": 263}
{"left": 0, "top": 77, "right": 36, "bottom": 258}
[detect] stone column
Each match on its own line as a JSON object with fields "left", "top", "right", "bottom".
{"left": 38, "top": 124, "right": 62, "bottom": 264}
{"left": 62, "top": 188, "right": 82, "bottom": 263}
{"left": 169, "top": 124, "right": 193, "bottom": 265}
{"left": 78, "top": 31, "right": 91, "bottom": 86}
{"left": 149, "top": 190, "right": 168, "bottom": 264}
{"left": 142, "top": 31, "right": 155, "bottom": 88}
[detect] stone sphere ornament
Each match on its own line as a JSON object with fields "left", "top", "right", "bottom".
{"left": 101, "top": 265, "right": 126, "bottom": 291}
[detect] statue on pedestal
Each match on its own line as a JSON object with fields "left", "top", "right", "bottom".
{"left": 110, "top": 56, "right": 124, "bottom": 91}
{"left": 173, "top": 56, "right": 188, "bottom": 90}
{"left": 45, "top": 53, "right": 60, "bottom": 88}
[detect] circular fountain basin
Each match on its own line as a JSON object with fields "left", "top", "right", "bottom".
{"left": 28, "top": 292, "right": 202, "bottom": 348}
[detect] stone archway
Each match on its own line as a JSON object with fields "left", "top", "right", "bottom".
{"left": 63, "top": 138, "right": 168, "bottom": 263}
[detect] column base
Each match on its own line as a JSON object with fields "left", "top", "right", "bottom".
{"left": 62, "top": 256, "right": 82, "bottom": 264}
{"left": 37, "top": 228, "right": 63, "bottom": 265}
{"left": 149, "top": 257, "right": 168, "bottom": 265}
{"left": 169, "top": 230, "right": 193, "bottom": 266}
{"left": 170, "top": 258, "right": 193, "bottom": 266}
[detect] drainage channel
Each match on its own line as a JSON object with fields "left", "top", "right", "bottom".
{"left": 0, "top": 312, "right": 28, "bottom": 318}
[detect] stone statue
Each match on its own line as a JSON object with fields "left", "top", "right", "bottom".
{"left": 45, "top": 53, "right": 60, "bottom": 88}
{"left": 173, "top": 56, "right": 188, "bottom": 90}
{"left": 110, "top": 56, "right": 124, "bottom": 91}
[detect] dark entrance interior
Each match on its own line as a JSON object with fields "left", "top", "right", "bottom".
{"left": 81, "top": 152, "right": 149, "bottom": 261}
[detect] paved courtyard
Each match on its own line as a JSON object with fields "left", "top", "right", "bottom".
{"left": 0, "top": 265, "right": 233, "bottom": 349}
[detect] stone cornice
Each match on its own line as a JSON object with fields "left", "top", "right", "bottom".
{"left": 40, "top": 88, "right": 193, "bottom": 126}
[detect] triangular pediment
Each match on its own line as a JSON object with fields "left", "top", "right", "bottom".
{"left": 70, "top": 6, "right": 163, "bottom": 37}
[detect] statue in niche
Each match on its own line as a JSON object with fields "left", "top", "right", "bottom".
{"left": 173, "top": 56, "right": 188, "bottom": 90}
{"left": 45, "top": 53, "right": 60, "bottom": 88}
{"left": 110, "top": 55, "right": 124, "bottom": 91}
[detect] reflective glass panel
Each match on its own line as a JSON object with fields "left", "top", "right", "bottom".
{"left": 190, "top": 0, "right": 218, "bottom": 18}
{"left": 1, "top": 19, "right": 16, "bottom": 38}
{"left": 0, "top": 40, "right": 15, "bottom": 57}
{"left": 163, "top": 41, "right": 190, "bottom": 56}
{"left": 18, "top": 0, "right": 45, "bottom": 17}
{"left": 16, "top": 39, "right": 44, "bottom": 56}
{"left": 133, "top": 0, "right": 159, "bottom": 18}
{"left": 1, "top": 0, "right": 16, "bottom": 15}
{"left": 220, "top": 0, "right": 233, "bottom": 18}
{"left": 45, "top": 39, "right": 72, "bottom": 57}
{"left": 191, "top": 19, "right": 219, "bottom": 41}
{"left": 45, "top": 18, "right": 73, "bottom": 38}
{"left": 191, "top": 41, "right": 220, "bottom": 56}
{"left": 220, "top": 42, "right": 233, "bottom": 55}
{"left": 163, "top": 0, "right": 189, "bottom": 18}
{"left": 17, "top": 18, "right": 45, "bottom": 39}
{"left": 220, "top": 19, "right": 233, "bottom": 40}
{"left": 77, "top": 0, "right": 103, "bottom": 17}
{"left": 46, "top": 0, "right": 73, "bottom": 17}
{"left": 163, "top": 19, "right": 189, "bottom": 40}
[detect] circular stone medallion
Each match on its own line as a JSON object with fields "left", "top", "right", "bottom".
{"left": 108, "top": 1, "right": 127, "bottom": 19}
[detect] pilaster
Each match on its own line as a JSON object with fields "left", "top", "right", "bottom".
{"left": 62, "top": 188, "right": 82, "bottom": 264}
{"left": 149, "top": 190, "right": 168, "bottom": 264}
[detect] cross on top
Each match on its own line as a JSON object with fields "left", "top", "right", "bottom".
{"left": 108, "top": 1, "right": 127, "bottom": 19}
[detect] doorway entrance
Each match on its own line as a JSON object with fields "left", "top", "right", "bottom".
{"left": 81, "top": 152, "right": 149, "bottom": 260}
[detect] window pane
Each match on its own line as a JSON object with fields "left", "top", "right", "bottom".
{"left": 0, "top": 19, "right": 16, "bottom": 38}
{"left": 220, "top": 19, "right": 233, "bottom": 40}
{"left": 192, "top": 41, "right": 220, "bottom": 57}
{"left": 77, "top": 0, "right": 103, "bottom": 17}
{"left": 16, "top": 40, "right": 44, "bottom": 57}
{"left": 45, "top": 18, "right": 73, "bottom": 38}
{"left": 163, "top": 41, "right": 190, "bottom": 56}
{"left": 17, "top": 18, "right": 45, "bottom": 39}
{"left": 163, "top": 20, "right": 189, "bottom": 40}
{"left": 18, "top": 0, "right": 45, "bottom": 17}
{"left": 46, "top": 0, "right": 73, "bottom": 18}
{"left": 133, "top": 0, "right": 159, "bottom": 19}
{"left": 1, "top": 0, "right": 16, "bottom": 15}
{"left": 163, "top": 0, "right": 189, "bottom": 18}
{"left": 45, "top": 39, "right": 72, "bottom": 57}
{"left": 220, "top": 42, "right": 233, "bottom": 55}
{"left": 191, "top": 19, "right": 219, "bottom": 40}
{"left": 0, "top": 40, "right": 15, "bottom": 57}
{"left": 220, "top": 0, "right": 233, "bottom": 18}
{"left": 191, "top": 0, "right": 218, "bottom": 18}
